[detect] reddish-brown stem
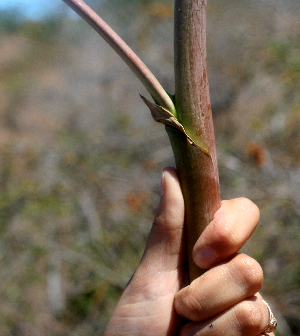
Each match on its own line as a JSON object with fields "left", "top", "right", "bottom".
{"left": 172, "top": 0, "right": 221, "bottom": 281}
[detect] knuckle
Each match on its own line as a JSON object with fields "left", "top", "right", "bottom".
{"left": 232, "top": 254, "right": 264, "bottom": 292}
{"left": 175, "top": 285, "right": 204, "bottom": 321}
{"left": 234, "top": 299, "right": 265, "bottom": 333}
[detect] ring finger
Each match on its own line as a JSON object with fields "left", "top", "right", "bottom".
{"left": 179, "top": 295, "right": 274, "bottom": 336}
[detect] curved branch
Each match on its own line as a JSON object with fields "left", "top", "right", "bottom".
{"left": 62, "top": 0, "right": 176, "bottom": 115}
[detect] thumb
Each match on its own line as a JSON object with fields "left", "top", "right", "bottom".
{"left": 139, "top": 167, "right": 185, "bottom": 273}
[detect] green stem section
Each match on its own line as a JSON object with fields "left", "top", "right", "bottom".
{"left": 62, "top": 0, "right": 176, "bottom": 115}
{"left": 172, "top": 0, "right": 221, "bottom": 281}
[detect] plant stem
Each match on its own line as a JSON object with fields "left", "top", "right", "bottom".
{"left": 63, "top": 0, "right": 221, "bottom": 282}
{"left": 171, "top": 0, "right": 221, "bottom": 281}
{"left": 62, "top": 0, "right": 176, "bottom": 115}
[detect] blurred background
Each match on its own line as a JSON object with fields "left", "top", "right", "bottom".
{"left": 0, "top": 0, "right": 300, "bottom": 334}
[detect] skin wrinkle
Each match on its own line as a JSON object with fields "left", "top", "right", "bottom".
{"left": 142, "top": 169, "right": 185, "bottom": 269}
{"left": 108, "top": 270, "right": 184, "bottom": 335}
{"left": 175, "top": 266, "right": 223, "bottom": 321}
{"left": 115, "top": 284, "right": 179, "bottom": 328}
{"left": 149, "top": 221, "right": 183, "bottom": 245}
{"left": 178, "top": 281, "right": 207, "bottom": 321}
{"left": 104, "top": 169, "right": 274, "bottom": 336}
{"left": 121, "top": 293, "right": 173, "bottom": 317}
{"left": 113, "top": 314, "right": 168, "bottom": 335}
{"left": 179, "top": 297, "right": 265, "bottom": 336}
{"left": 174, "top": 253, "right": 263, "bottom": 324}
{"left": 153, "top": 214, "right": 184, "bottom": 234}
{"left": 145, "top": 223, "right": 184, "bottom": 266}
{"left": 117, "top": 297, "right": 178, "bottom": 335}
{"left": 129, "top": 270, "right": 180, "bottom": 300}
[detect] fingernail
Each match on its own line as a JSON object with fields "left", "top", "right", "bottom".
{"left": 194, "top": 247, "right": 217, "bottom": 269}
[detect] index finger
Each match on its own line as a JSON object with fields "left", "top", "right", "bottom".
{"left": 192, "top": 197, "right": 260, "bottom": 269}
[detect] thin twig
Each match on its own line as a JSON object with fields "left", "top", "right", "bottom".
{"left": 62, "top": 0, "right": 176, "bottom": 115}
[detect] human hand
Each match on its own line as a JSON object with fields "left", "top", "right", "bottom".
{"left": 103, "top": 167, "right": 276, "bottom": 336}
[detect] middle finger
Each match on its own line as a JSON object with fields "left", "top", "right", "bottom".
{"left": 174, "top": 253, "right": 263, "bottom": 321}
